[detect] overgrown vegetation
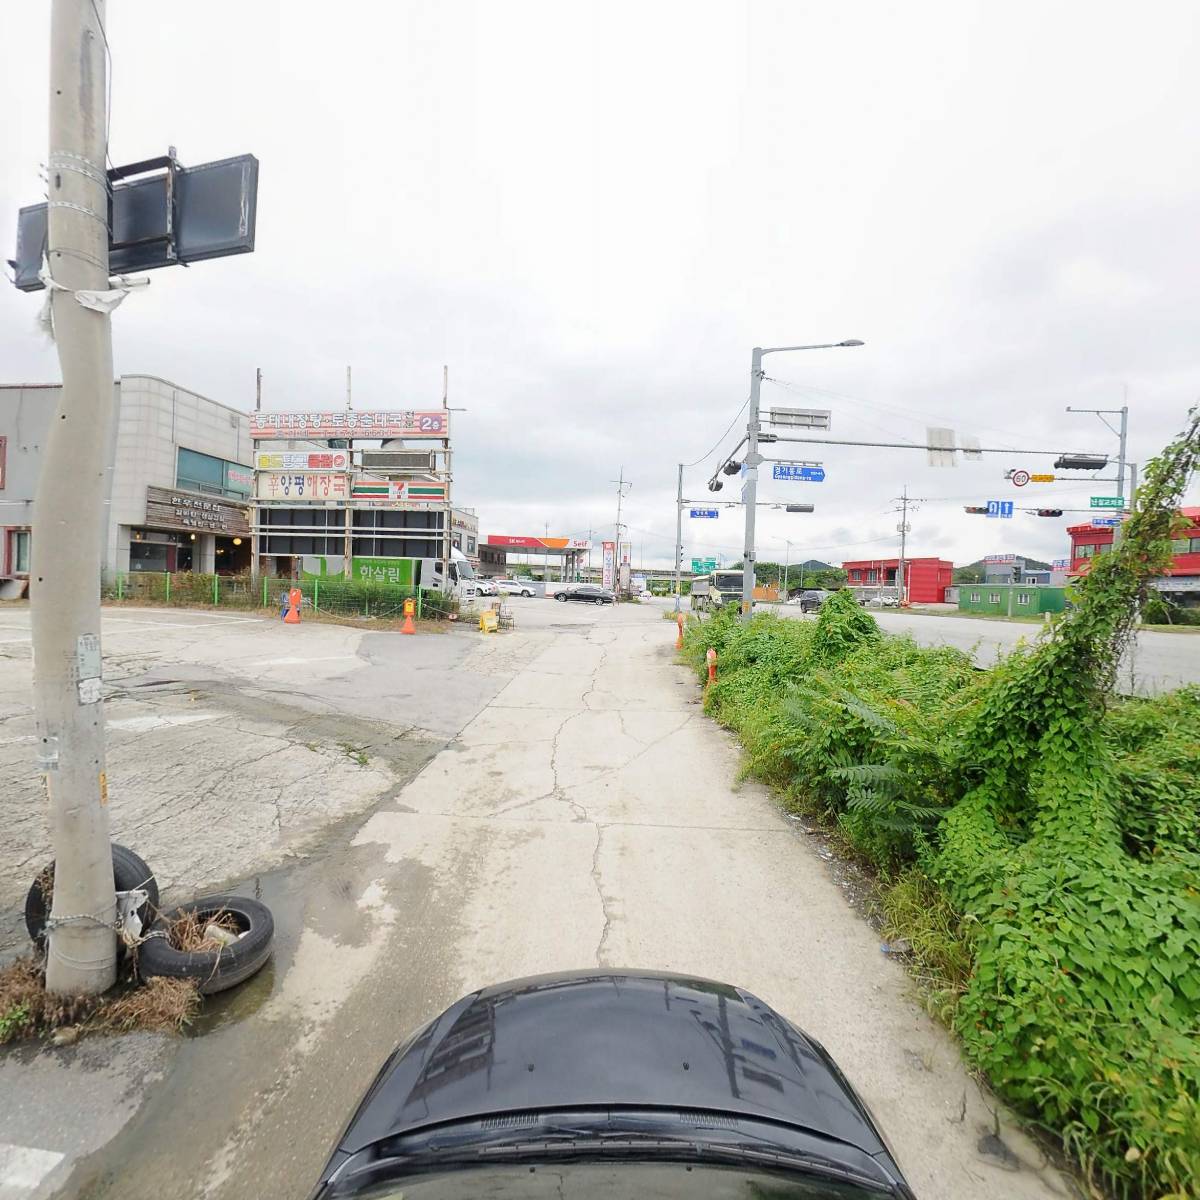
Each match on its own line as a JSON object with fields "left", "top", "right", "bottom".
{"left": 683, "top": 411, "right": 1200, "bottom": 1199}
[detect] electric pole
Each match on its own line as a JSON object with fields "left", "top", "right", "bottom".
{"left": 34, "top": 0, "right": 119, "bottom": 995}
{"left": 740, "top": 349, "right": 764, "bottom": 617}
{"left": 613, "top": 468, "right": 631, "bottom": 598}
{"left": 673, "top": 463, "right": 684, "bottom": 613}
{"left": 893, "top": 487, "right": 925, "bottom": 606}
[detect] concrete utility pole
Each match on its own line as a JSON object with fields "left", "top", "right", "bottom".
{"left": 34, "top": 0, "right": 119, "bottom": 995}
{"left": 896, "top": 487, "right": 911, "bottom": 605}
{"left": 673, "top": 463, "right": 684, "bottom": 613}
{"left": 739, "top": 340, "right": 863, "bottom": 620}
{"left": 613, "top": 468, "right": 631, "bottom": 597}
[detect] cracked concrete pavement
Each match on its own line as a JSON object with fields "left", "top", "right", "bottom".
{"left": 1, "top": 599, "right": 1079, "bottom": 1200}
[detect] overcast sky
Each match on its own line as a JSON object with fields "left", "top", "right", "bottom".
{"left": 3, "top": 1, "right": 1198, "bottom": 569}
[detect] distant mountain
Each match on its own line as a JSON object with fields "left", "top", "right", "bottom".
{"left": 954, "top": 555, "right": 1052, "bottom": 584}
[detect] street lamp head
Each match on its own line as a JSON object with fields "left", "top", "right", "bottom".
{"left": 837, "top": 339, "right": 865, "bottom": 347}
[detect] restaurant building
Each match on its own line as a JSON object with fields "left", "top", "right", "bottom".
{"left": 841, "top": 556, "right": 953, "bottom": 604}
{"left": 1067, "top": 507, "right": 1200, "bottom": 604}
{"left": 0, "top": 375, "right": 254, "bottom": 591}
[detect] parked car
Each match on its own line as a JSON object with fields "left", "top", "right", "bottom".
{"left": 308, "top": 969, "right": 916, "bottom": 1199}
{"left": 495, "top": 579, "right": 536, "bottom": 598}
{"left": 864, "top": 594, "right": 900, "bottom": 608}
{"left": 799, "top": 588, "right": 832, "bottom": 613}
{"left": 555, "top": 583, "right": 615, "bottom": 605}
{"left": 474, "top": 579, "right": 499, "bottom": 597}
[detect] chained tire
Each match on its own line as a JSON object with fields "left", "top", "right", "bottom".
{"left": 24, "top": 844, "right": 159, "bottom": 953}
{"left": 138, "top": 894, "right": 274, "bottom": 995}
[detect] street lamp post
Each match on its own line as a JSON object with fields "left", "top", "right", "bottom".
{"left": 740, "top": 340, "right": 863, "bottom": 619}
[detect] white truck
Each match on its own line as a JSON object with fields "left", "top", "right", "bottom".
{"left": 415, "top": 546, "right": 478, "bottom": 604}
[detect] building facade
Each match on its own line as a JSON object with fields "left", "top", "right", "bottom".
{"left": 958, "top": 584, "right": 1067, "bottom": 616}
{"left": 841, "top": 556, "right": 953, "bottom": 604}
{"left": 1, "top": 376, "right": 254, "bottom": 588}
{"left": 451, "top": 508, "right": 479, "bottom": 563}
{"left": 1067, "top": 507, "right": 1200, "bottom": 604}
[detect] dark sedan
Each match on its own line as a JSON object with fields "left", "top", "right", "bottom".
{"left": 309, "top": 969, "right": 915, "bottom": 1199}
{"left": 555, "top": 584, "right": 615, "bottom": 605}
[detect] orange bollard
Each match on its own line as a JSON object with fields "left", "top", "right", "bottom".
{"left": 284, "top": 587, "right": 302, "bottom": 624}
{"left": 674, "top": 612, "right": 684, "bottom": 650}
{"left": 706, "top": 646, "right": 717, "bottom": 686}
{"left": 401, "top": 596, "right": 416, "bottom": 635}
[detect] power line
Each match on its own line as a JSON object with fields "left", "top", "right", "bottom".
{"left": 682, "top": 394, "right": 751, "bottom": 467}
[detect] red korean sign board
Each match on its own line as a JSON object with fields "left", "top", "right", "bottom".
{"left": 254, "top": 451, "right": 349, "bottom": 472}
{"left": 255, "top": 472, "right": 350, "bottom": 501}
{"left": 249, "top": 411, "right": 448, "bottom": 440}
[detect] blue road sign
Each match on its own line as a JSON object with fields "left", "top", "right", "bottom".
{"left": 689, "top": 508, "right": 719, "bottom": 519}
{"left": 772, "top": 463, "right": 825, "bottom": 482}
{"left": 1091, "top": 517, "right": 1122, "bottom": 527}
{"left": 986, "top": 500, "right": 1015, "bottom": 519}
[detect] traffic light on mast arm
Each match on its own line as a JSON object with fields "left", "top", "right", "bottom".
{"left": 964, "top": 506, "right": 988, "bottom": 514}
{"left": 1035, "top": 509, "right": 1064, "bottom": 517}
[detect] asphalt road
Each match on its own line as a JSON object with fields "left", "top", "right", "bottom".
{"left": 770, "top": 603, "right": 1200, "bottom": 695}
{"left": 1, "top": 599, "right": 1077, "bottom": 1200}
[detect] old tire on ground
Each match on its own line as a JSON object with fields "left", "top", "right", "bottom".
{"left": 138, "top": 894, "right": 274, "bottom": 995}
{"left": 24, "top": 844, "right": 159, "bottom": 952}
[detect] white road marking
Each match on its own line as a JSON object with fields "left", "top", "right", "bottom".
{"left": 0, "top": 1141, "right": 65, "bottom": 1195}
{"left": 0, "top": 735, "right": 35, "bottom": 746}
{"left": 245, "top": 655, "right": 359, "bottom": 667}
{"left": 107, "top": 712, "right": 222, "bottom": 734}
{"left": 102, "top": 617, "right": 260, "bottom": 631}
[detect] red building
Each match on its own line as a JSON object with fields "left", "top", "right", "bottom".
{"left": 841, "top": 557, "right": 953, "bottom": 604}
{"left": 1067, "top": 507, "right": 1200, "bottom": 604}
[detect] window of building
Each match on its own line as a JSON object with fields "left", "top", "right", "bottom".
{"left": 988, "top": 592, "right": 1001, "bottom": 604}
{"left": 9, "top": 529, "right": 30, "bottom": 573}
{"left": 1172, "top": 536, "right": 1200, "bottom": 554}
{"left": 467, "top": 536, "right": 476, "bottom": 554}
{"left": 1017, "top": 592, "right": 1032, "bottom": 605}
{"left": 850, "top": 569, "right": 861, "bottom": 581}
{"left": 970, "top": 591, "right": 981, "bottom": 602}
{"left": 867, "top": 570, "right": 877, "bottom": 583}
{"left": 176, "top": 447, "right": 251, "bottom": 499}
{"left": 1075, "top": 543, "right": 1097, "bottom": 559}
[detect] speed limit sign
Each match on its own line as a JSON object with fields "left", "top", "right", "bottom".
{"left": 1012, "top": 470, "right": 1030, "bottom": 487}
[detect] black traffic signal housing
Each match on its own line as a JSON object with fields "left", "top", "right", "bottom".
{"left": 1055, "top": 453, "right": 1107, "bottom": 471}
{"left": 964, "top": 506, "right": 989, "bottom": 514}
{"left": 1035, "top": 508, "right": 1064, "bottom": 517}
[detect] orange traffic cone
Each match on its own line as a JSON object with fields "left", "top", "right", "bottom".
{"left": 284, "top": 587, "right": 302, "bottom": 624}
{"left": 401, "top": 597, "right": 416, "bottom": 635}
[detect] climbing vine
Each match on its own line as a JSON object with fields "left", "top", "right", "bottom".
{"left": 683, "top": 409, "right": 1200, "bottom": 1198}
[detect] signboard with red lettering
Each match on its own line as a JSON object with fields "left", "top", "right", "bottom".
{"left": 249, "top": 411, "right": 447, "bottom": 440}
{"left": 602, "top": 541, "right": 616, "bottom": 590}
{"left": 254, "top": 451, "right": 349, "bottom": 472}
{"left": 255, "top": 472, "right": 350, "bottom": 501}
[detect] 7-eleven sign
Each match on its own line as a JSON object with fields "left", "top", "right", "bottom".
{"left": 351, "top": 478, "right": 447, "bottom": 502}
